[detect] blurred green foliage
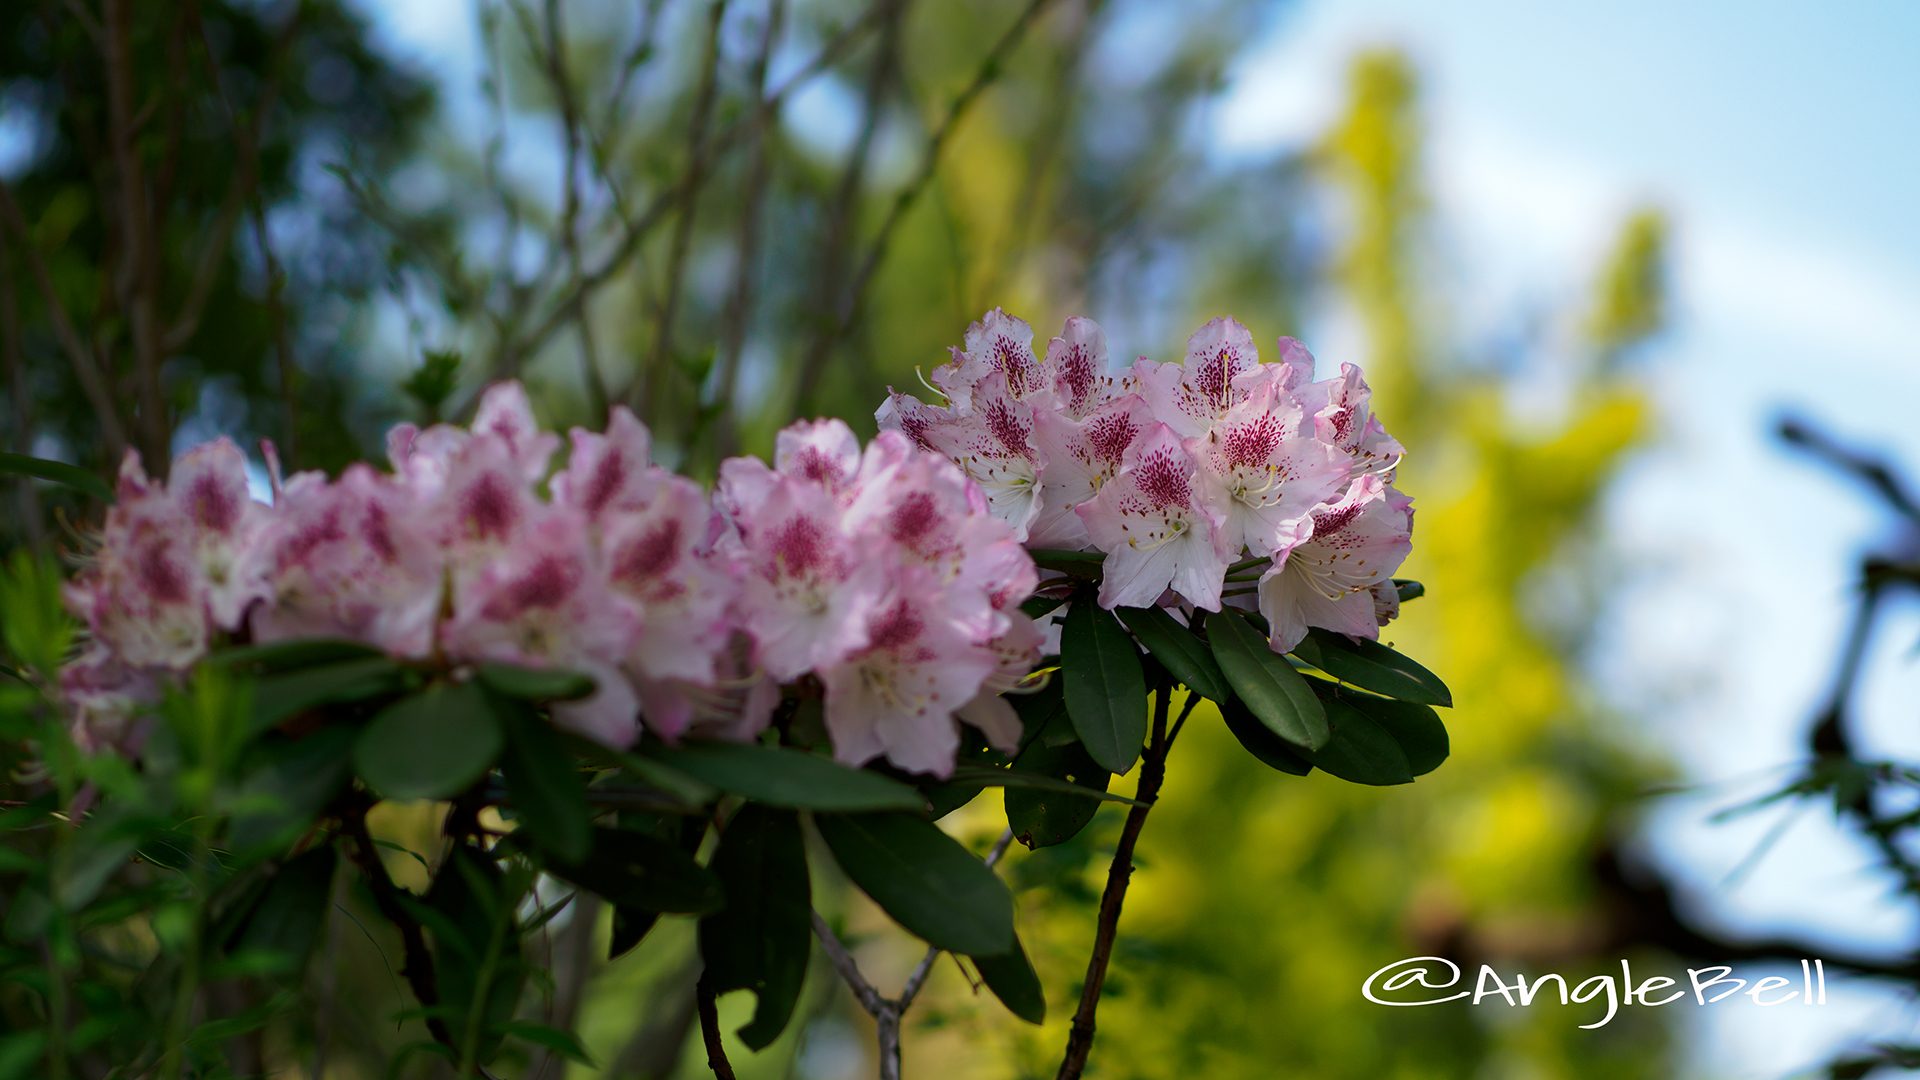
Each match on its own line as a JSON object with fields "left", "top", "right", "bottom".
{"left": 0, "top": 1, "right": 1678, "bottom": 1076}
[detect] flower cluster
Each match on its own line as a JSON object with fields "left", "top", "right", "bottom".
{"left": 60, "top": 384, "right": 1041, "bottom": 775}
{"left": 879, "top": 310, "right": 1414, "bottom": 652}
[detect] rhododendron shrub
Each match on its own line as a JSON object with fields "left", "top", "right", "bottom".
{"left": 11, "top": 313, "right": 1450, "bottom": 1078}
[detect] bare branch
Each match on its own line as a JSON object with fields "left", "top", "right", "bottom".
{"left": 539, "top": 0, "right": 611, "bottom": 416}
{"left": 639, "top": 0, "right": 732, "bottom": 417}
{"left": 103, "top": 0, "right": 170, "bottom": 467}
{"left": 695, "top": 975, "right": 739, "bottom": 1079}
{"left": 0, "top": 180, "right": 129, "bottom": 457}
{"left": 796, "top": 0, "right": 1063, "bottom": 412}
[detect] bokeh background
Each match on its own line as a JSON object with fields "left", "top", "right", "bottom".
{"left": 5, "top": 0, "right": 1919, "bottom": 1075}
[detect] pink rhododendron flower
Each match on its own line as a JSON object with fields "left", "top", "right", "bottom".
{"left": 1253, "top": 473, "right": 1415, "bottom": 652}
{"left": 1192, "top": 381, "right": 1350, "bottom": 557}
{"left": 1075, "top": 423, "right": 1232, "bottom": 610}
{"left": 550, "top": 405, "right": 658, "bottom": 520}
{"left": 1029, "top": 393, "right": 1154, "bottom": 549}
{"left": 247, "top": 465, "right": 442, "bottom": 658}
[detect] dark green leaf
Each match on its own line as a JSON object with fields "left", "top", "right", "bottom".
{"left": 647, "top": 741, "right": 922, "bottom": 812}
{"left": 501, "top": 1021, "right": 595, "bottom": 1066}
{"left": 0, "top": 452, "right": 112, "bottom": 501}
{"left": 354, "top": 682, "right": 501, "bottom": 800}
{"left": 1025, "top": 549, "right": 1105, "bottom": 579}
{"left": 497, "top": 696, "right": 592, "bottom": 863}
{"left": 1005, "top": 740, "right": 1110, "bottom": 849}
{"left": 699, "top": 806, "right": 811, "bottom": 1049}
{"left": 1346, "top": 695, "right": 1449, "bottom": 776}
{"left": 207, "top": 638, "right": 383, "bottom": 676}
{"left": 1394, "top": 579, "right": 1425, "bottom": 603}
{"left": 250, "top": 656, "right": 408, "bottom": 736}
{"left": 229, "top": 727, "right": 357, "bottom": 854}
{"left": 1011, "top": 676, "right": 1067, "bottom": 751}
{"left": 971, "top": 933, "right": 1045, "bottom": 1024}
{"left": 943, "top": 765, "right": 1141, "bottom": 806}
{"left": 536, "top": 827, "right": 722, "bottom": 914}
{"left": 815, "top": 812, "right": 1014, "bottom": 955}
{"left": 1061, "top": 601, "right": 1147, "bottom": 774}
{"left": 1117, "top": 606, "right": 1230, "bottom": 703}
{"left": 1291, "top": 629, "right": 1451, "bottom": 707}
{"left": 425, "top": 848, "right": 522, "bottom": 1063}
{"left": 608, "top": 908, "right": 659, "bottom": 961}
{"left": 225, "top": 846, "right": 337, "bottom": 973}
{"left": 476, "top": 662, "right": 596, "bottom": 702}
{"left": 1220, "top": 700, "right": 1313, "bottom": 776}
{"left": 1020, "top": 594, "right": 1067, "bottom": 619}
{"left": 1206, "top": 610, "right": 1328, "bottom": 751}
{"left": 1307, "top": 697, "right": 1414, "bottom": 785}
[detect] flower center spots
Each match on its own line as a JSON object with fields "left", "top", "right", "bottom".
{"left": 1056, "top": 345, "right": 1096, "bottom": 411}
{"left": 771, "top": 515, "right": 828, "bottom": 574}
{"left": 1086, "top": 411, "right": 1140, "bottom": 465}
{"left": 462, "top": 472, "right": 518, "bottom": 539}
{"left": 582, "top": 448, "right": 628, "bottom": 515}
{"left": 867, "top": 600, "right": 923, "bottom": 651}
{"left": 887, "top": 493, "right": 940, "bottom": 547}
{"left": 984, "top": 399, "right": 1034, "bottom": 460}
{"left": 994, "top": 338, "right": 1038, "bottom": 397}
{"left": 1311, "top": 498, "right": 1363, "bottom": 538}
{"left": 1324, "top": 405, "right": 1356, "bottom": 444}
{"left": 793, "top": 448, "right": 844, "bottom": 487}
{"left": 279, "top": 509, "right": 346, "bottom": 571}
{"left": 136, "top": 539, "right": 190, "bottom": 605}
{"left": 185, "top": 473, "right": 239, "bottom": 533}
{"left": 1193, "top": 347, "right": 1240, "bottom": 410}
{"left": 493, "top": 554, "right": 578, "bottom": 616}
{"left": 1132, "top": 448, "right": 1191, "bottom": 510}
{"left": 1222, "top": 413, "right": 1283, "bottom": 469}
{"left": 363, "top": 501, "right": 400, "bottom": 563}
{"left": 616, "top": 519, "right": 683, "bottom": 582}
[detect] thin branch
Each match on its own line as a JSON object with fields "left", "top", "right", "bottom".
{"left": 1057, "top": 674, "right": 1172, "bottom": 1080}
{"left": 493, "top": 8, "right": 881, "bottom": 374}
{"left": 0, "top": 180, "right": 129, "bottom": 457}
{"left": 788, "top": 0, "right": 907, "bottom": 414}
{"left": 709, "top": 0, "right": 787, "bottom": 459}
{"left": 184, "top": 3, "right": 304, "bottom": 459}
{"left": 337, "top": 804, "right": 459, "bottom": 1058}
{"left": 695, "top": 975, "right": 739, "bottom": 1079}
{"left": 639, "top": 0, "right": 731, "bottom": 418}
{"left": 538, "top": 0, "right": 611, "bottom": 416}
{"left": 103, "top": 0, "right": 171, "bottom": 467}
{"left": 1779, "top": 416, "right": 1920, "bottom": 527}
{"left": 810, "top": 911, "right": 889, "bottom": 1016}
{"left": 796, "top": 0, "right": 1063, "bottom": 412}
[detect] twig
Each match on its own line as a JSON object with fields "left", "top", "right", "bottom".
{"left": 709, "top": 0, "right": 787, "bottom": 459}
{"left": 1056, "top": 675, "right": 1173, "bottom": 1080}
{"left": 639, "top": 0, "right": 731, "bottom": 418}
{"left": 796, "top": 0, "right": 1062, "bottom": 412}
{"left": 695, "top": 975, "right": 739, "bottom": 1079}
{"left": 0, "top": 235, "right": 47, "bottom": 550}
{"left": 337, "top": 804, "right": 460, "bottom": 1058}
{"left": 493, "top": 8, "right": 881, "bottom": 374}
{"left": 897, "top": 829, "right": 1015, "bottom": 1011}
{"left": 1780, "top": 416, "right": 1920, "bottom": 527}
{"left": 0, "top": 180, "right": 129, "bottom": 458}
{"left": 538, "top": 0, "right": 611, "bottom": 417}
{"left": 103, "top": 0, "right": 170, "bottom": 468}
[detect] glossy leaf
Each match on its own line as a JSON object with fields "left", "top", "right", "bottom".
{"left": 537, "top": 827, "right": 722, "bottom": 914}
{"left": 1117, "top": 605, "right": 1230, "bottom": 703}
{"left": 815, "top": 812, "right": 1015, "bottom": 956}
{"left": 228, "top": 727, "right": 356, "bottom": 854}
{"left": 699, "top": 806, "right": 811, "bottom": 1049}
{"left": 476, "top": 662, "right": 595, "bottom": 702}
{"left": 1290, "top": 629, "right": 1452, "bottom": 707}
{"left": 354, "top": 682, "right": 501, "bottom": 801}
{"left": 250, "top": 656, "right": 407, "bottom": 736}
{"left": 207, "top": 638, "right": 383, "bottom": 675}
{"left": 1061, "top": 600, "right": 1148, "bottom": 774}
{"left": 1025, "top": 548, "right": 1106, "bottom": 579}
{"left": 1206, "top": 610, "right": 1328, "bottom": 750}
{"left": 647, "top": 741, "right": 922, "bottom": 812}
{"left": 1346, "top": 695, "right": 1449, "bottom": 776}
{"left": 943, "top": 765, "right": 1141, "bottom": 806}
{"left": 1005, "top": 740, "right": 1110, "bottom": 849}
{"left": 0, "top": 452, "right": 112, "bottom": 501}
{"left": 224, "top": 846, "right": 337, "bottom": 973}
{"left": 497, "top": 695, "right": 592, "bottom": 863}
{"left": 1394, "top": 578, "right": 1426, "bottom": 603}
{"left": 1308, "top": 697, "right": 1414, "bottom": 785}
{"left": 1220, "top": 699, "right": 1313, "bottom": 776}
{"left": 971, "top": 933, "right": 1045, "bottom": 1024}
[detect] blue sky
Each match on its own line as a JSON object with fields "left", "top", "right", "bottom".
{"left": 355, "top": 0, "right": 1920, "bottom": 1071}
